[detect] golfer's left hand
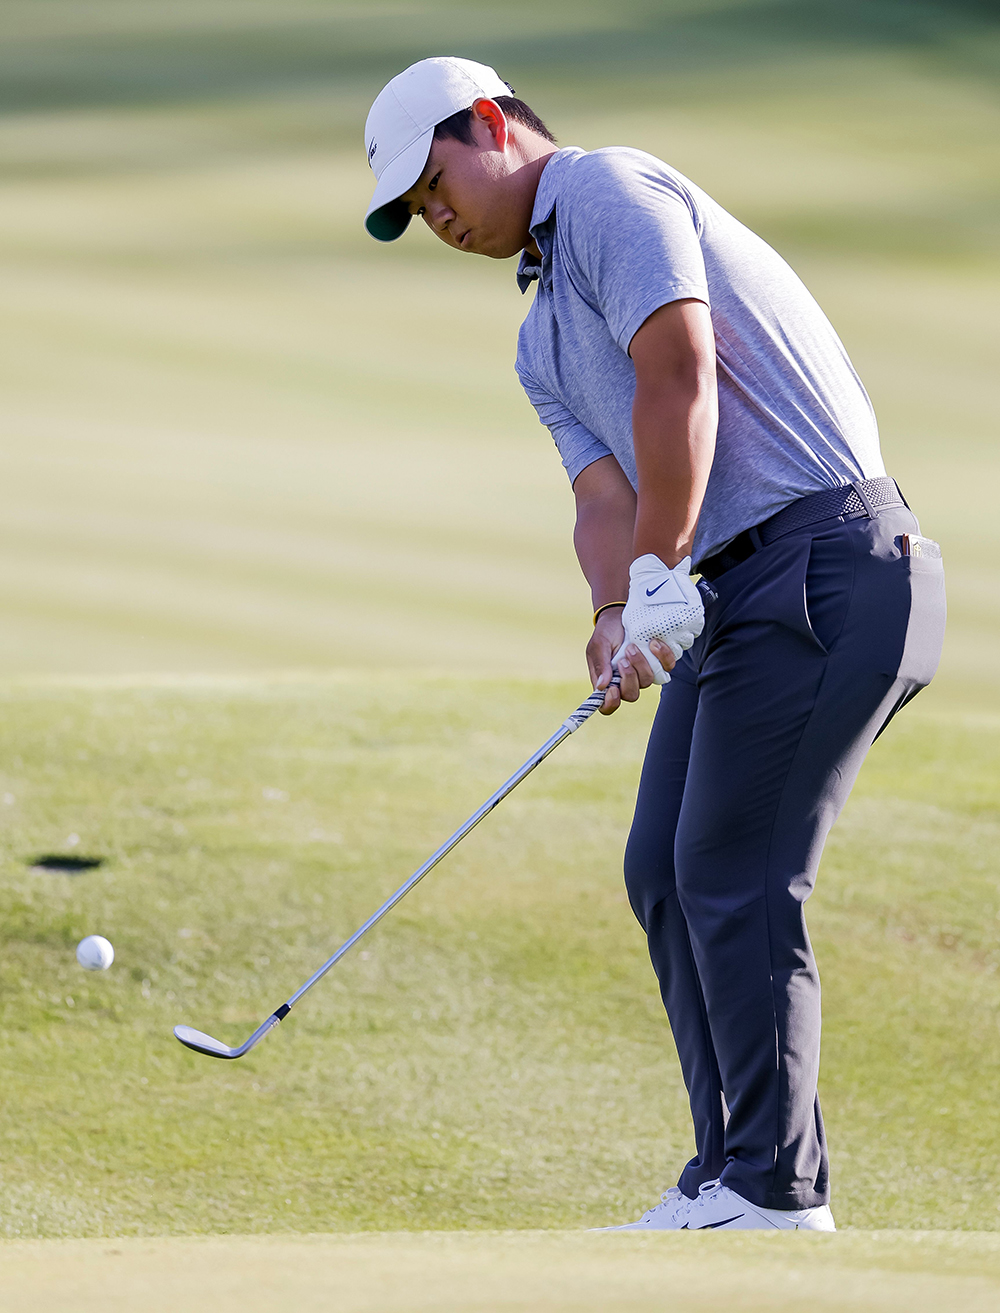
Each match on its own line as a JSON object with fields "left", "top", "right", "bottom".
{"left": 588, "top": 610, "right": 675, "bottom": 715}
{"left": 616, "top": 554, "right": 705, "bottom": 685}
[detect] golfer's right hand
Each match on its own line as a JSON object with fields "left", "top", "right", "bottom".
{"left": 587, "top": 610, "right": 676, "bottom": 714}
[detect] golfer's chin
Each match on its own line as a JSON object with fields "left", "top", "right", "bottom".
{"left": 459, "top": 230, "right": 524, "bottom": 261}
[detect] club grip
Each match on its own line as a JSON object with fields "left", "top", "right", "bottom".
{"left": 562, "top": 673, "right": 621, "bottom": 734}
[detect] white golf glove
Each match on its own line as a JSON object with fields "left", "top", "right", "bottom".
{"left": 614, "top": 554, "right": 705, "bottom": 685}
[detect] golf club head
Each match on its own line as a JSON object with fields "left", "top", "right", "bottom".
{"left": 174, "top": 1007, "right": 287, "bottom": 1060}
{"left": 173, "top": 1024, "right": 244, "bottom": 1058}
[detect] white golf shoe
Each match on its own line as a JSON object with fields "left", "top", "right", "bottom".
{"left": 593, "top": 1186, "right": 692, "bottom": 1231}
{"left": 676, "top": 1179, "right": 836, "bottom": 1230}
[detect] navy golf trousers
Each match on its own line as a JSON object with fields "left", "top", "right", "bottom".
{"left": 623, "top": 496, "right": 945, "bottom": 1210}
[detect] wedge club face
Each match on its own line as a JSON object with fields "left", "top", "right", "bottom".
{"left": 174, "top": 1009, "right": 286, "bottom": 1060}
{"left": 173, "top": 1025, "right": 244, "bottom": 1058}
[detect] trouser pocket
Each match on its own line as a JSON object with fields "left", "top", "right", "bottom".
{"left": 897, "top": 553, "right": 947, "bottom": 689}
{"left": 804, "top": 529, "right": 856, "bottom": 653}
{"left": 871, "top": 551, "right": 946, "bottom": 736}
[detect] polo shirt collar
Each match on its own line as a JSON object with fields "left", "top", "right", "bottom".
{"left": 515, "top": 149, "right": 568, "bottom": 293}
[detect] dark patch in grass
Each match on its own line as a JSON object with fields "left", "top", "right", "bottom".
{"left": 28, "top": 854, "right": 104, "bottom": 874}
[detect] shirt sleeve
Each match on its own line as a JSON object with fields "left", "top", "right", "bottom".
{"left": 518, "top": 366, "right": 614, "bottom": 485}
{"left": 558, "top": 149, "right": 711, "bottom": 354}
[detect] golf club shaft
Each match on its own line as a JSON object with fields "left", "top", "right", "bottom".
{"left": 174, "top": 676, "right": 619, "bottom": 1056}
{"left": 283, "top": 678, "right": 618, "bottom": 1011}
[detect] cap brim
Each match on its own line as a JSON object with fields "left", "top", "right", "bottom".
{"left": 364, "top": 127, "right": 434, "bottom": 242}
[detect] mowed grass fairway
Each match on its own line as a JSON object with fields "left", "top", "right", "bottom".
{"left": 5, "top": 1232, "right": 1000, "bottom": 1313}
{"left": 1, "top": 0, "right": 1000, "bottom": 1306}
{"left": 0, "top": 0, "right": 998, "bottom": 690}
{"left": 0, "top": 679, "right": 998, "bottom": 1236}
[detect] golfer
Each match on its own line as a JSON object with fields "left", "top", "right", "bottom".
{"left": 362, "top": 57, "right": 946, "bottom": 1230}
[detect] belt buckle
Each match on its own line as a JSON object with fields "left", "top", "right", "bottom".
{"left": 851, "top": 480, "right": 878, "bottom": 519}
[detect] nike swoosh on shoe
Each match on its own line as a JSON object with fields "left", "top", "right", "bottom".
{"left": 681, "top": 1213, "right": 746, "bottom": 1229}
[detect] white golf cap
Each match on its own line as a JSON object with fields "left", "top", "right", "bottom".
{"left": 364, "top": 56, "right": 512, "bottom": 242}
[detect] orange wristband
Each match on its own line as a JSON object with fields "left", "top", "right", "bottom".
{"left": 593, "top": 601, "right": 626, "bottom": 626}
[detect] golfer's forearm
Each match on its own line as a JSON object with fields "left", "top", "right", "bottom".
{"left": 627, "top": 299, "right": 718, "bottom": 567}
{"left": 572, "top": 460, "right": 636, "bottom": 608}
{"left": 631, "top": 378, "right": 717, "bottom": 567}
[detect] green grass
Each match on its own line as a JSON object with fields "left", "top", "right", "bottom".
{"left": 0, "top": 1, "right": 997, "bottom": 694}
{"left": 1, "top": 4, "right": 999, "bottom": 1298}
{"left": 0, "top": 676, "right": 997, "bottom": 1237}
{"left": 6, "top": 1231, "right": 1000, "bottom": 1312}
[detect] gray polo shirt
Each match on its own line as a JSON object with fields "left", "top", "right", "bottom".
{"left": 515, "top": 146, "right": 885, "bottom": 564}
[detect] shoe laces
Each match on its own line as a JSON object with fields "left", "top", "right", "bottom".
{"left": 641, "top": 1185, "right": 685, "bottom": 1221}
{"left": 681, "top": 1179, "right": 724, "bottom": 1218}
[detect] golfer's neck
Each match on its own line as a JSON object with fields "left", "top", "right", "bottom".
{"left": 520, "top": 147, "right": 557, "bottom": 260}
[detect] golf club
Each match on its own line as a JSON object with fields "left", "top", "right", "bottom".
{"left": 174, "top": 675, "right": 621, "bottom": 1060}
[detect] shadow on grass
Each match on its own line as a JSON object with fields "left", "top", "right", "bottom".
{"left": 28, "top": 854, "right": 104, "bottom": 874}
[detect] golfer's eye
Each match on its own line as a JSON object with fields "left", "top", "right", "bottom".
{"left": 415, "top": 205, "right": 426, "bottom": 217}
{"left": 427, "top": 172, "right": 441, "bottom": 192}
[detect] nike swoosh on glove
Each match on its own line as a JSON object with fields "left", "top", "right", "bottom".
{"left": 615, "top": 554, "right": 705, "bottom": 685}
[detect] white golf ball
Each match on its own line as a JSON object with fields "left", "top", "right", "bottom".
{"left": 76, "top": 935, "right": 115, "bottom": 971}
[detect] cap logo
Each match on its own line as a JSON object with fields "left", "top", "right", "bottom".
{"left": 368, "top": 139, "right": 378, "bottom": 167}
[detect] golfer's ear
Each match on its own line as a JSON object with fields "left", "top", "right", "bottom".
{"left": 472, "top": 98, "right": 508, "bottom": 149}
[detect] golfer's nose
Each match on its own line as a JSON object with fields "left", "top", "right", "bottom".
{"left": 426, "top": 201, "right": 455, "bottom": 234}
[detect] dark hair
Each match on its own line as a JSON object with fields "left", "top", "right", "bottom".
{"left": 433, "top": 94, "right": 556, "bottom": 146}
